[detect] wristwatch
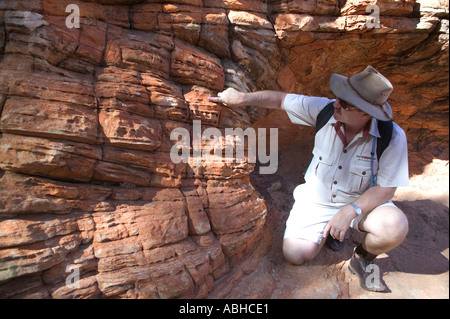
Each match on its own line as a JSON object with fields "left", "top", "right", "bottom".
{"left": 351, "top": 202, "right": 362, "bottom": 216}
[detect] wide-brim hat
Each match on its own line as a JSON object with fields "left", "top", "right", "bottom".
{"left": 330, "top": 65, "right": 394, "bottom": 121}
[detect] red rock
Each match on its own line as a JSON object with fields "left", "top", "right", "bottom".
{"left": 160, "top": 4, "right": 203, "bottom": 44}
{"left": 0, "top": 171, "right": 112, "bottom": 215}
{"left": 286, "top": 0, "right": 340, "bottom": 15}
{"left": 0, "top": 0, "right": 43, "bottom": 12}
{"left": 105, "top": 27, "right": 173, "bottom": 78}
{"left": 207, "top": 195, "right": 267, "bottom": 235}
{"left": 93, "top": 236, "right": 142, "bottom": 259}
{"left": 217, "top": 223, "right": 265, "bottom": 265}
{"left": 49, "top": 275, "right": 101, "bottom": 299}
{"left": 6, "top": 72, "right": 95, "bottom": 108}
{"left": 341, "top": 0, "right": 416, "bottom": 16}
{"left": 199, "top": 8, "right": 229, "bottom": 58}
{"left": 0, "top": 274, "right": 51, "bottom": 299}
{"left": 76, "top": 19, "right": 107, "bottom": 64}
{"left": 182, "top": 187, "right": 212, "bottom": 235}
{"left": 130, "top": 3, "right": 162, "bottom": 32}
{"left": 42, "top": 245, "right": 97, "bottom": 285}
{"left": 0, "top": 96, "right": 97, "bottom": 144}
{"left": 93, "top": 161, "right": 153, "bottom": 186}
{"left": 184, "top": 85, "right": 222, "bottom": 126}
{"left": 0, "top": 213, "right": 81, "bottom": 249}
{"left": 98, "top": 109, "right": 162, "bottom": 151}
{"left": 102, "top": 145, "right": 186, "bottom": 178}
{"left": 4, "top": 15, "right": 78, "bottom": 65}
{"left": 418, "top": 0, "right": 449, "bottom": 17}
{"left": 0, "top": 234, "right": 82, "bottom": 282}
{"left": 205, "top": 0, "right": 268, "bottom": 12}
{"left": 142, "top": 73, "right": 189, "bottom": 121}
{"left": 43, "top": 0, "right": 130, "bottom": 28}
{"left": 171, "top": 38, "right": 225, "bottom": 91}
{"left": 0, "top": 134, "right": 100, "bottom": 182}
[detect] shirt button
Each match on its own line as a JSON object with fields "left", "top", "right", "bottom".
{"left": 362, "top": 171, "right": 366, "bottom": 175}
{"left": 338, "top": 165, "right": 342, "bottom": 169}
{"left": 332, "top": 195, "right": 336, "bottom": 198}
{"left": 343, "top": 150, "right": 348, "bottom": 153}
{"left": 333, "top": 181, "right": 338, "bottom": 184}
{"left": 319, "top": 156, "right": 322, "bottom": 160}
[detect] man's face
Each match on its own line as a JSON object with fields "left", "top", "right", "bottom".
{"left": 333, "top": 98, "right": 371, "bottom": 124}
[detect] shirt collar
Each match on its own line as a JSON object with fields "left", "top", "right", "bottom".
{"left": 330, "top": 117, "right": 380, "bottom": 138}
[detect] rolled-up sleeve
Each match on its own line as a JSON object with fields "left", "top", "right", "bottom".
{"left": 284, "top": 94, "right": 334, "bottom": 127}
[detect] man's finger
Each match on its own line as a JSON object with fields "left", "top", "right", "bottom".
{"left": 208, "top": 96, "right": 222, "bottom": 103}
{"left": 339, "top": 230, "right": 346, "bottom": 242}
{"left": 323, "top": 223, "right": 330, "bottom": 238}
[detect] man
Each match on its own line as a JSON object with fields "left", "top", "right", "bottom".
{"left": 209, "top": 66, "right": 409, "bottom": 292}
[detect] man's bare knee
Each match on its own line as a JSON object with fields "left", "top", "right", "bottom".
{"left": 360, "top": 206, "right": 409, "bottom": 254}
{"left": 283, "top": 238, "right": 320, "bottom": 265}
{"left": 361, "top": 206, "right": 409, "bottom": 244}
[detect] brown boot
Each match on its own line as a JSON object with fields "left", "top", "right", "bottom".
{"left": 348, "top": 245, "right": 387, "bottom": 292}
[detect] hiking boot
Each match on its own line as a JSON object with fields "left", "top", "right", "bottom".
{"left": 326, "top": 236, "right": 345, "bottom": 251}
{"left": 348, "top": 246, "right": 387, "bottom": 292}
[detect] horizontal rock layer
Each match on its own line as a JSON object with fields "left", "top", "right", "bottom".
{"left": 0, "top": 0, "right": 448, "bottom": 299}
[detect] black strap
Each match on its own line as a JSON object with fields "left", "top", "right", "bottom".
{"left": 304, "top": 102, "right": 335, "bottom": 174}
{"left": 376, "top": 119, "right": 393, "bottom": 160}
{"left": 315, "top": 102, "right": 335, "bottom": 134}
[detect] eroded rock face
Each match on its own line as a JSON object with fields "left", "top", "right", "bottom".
{"left": 0, "top": 0, "right": 448, "bottom": 299}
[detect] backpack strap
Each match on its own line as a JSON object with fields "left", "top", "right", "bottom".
{"left": 315, "top": 102, "right": 335, "bottom": 134}
{"left": 304, "top": 102, "right": 335, "bottom": 175}
{"left": 376, "top": 120, "right": 393, "bottom": 160}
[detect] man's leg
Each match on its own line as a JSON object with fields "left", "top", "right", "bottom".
{"left": 282, "top": 238, "right": 326, "bottom": 265}
{"left": 350, "top": 204, "right": 408, "bottom": 292}
{"left": 358, "top": 204, "right": 409, "bottom": 254}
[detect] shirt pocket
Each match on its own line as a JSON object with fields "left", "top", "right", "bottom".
{"left": 349, "top": 163, "right": 372, "bottom": 192}
{"left": 312, "top": 146, "right": 334, "bottom": 179}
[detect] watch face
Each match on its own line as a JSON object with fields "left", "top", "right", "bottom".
{"left": 351, "top": 203, "right": 361, "bottom": 215}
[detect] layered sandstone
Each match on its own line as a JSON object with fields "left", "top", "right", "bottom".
{"left": 0, "top": 0, "right": 448, "bottom": 299}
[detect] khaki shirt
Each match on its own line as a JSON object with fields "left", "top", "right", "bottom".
{"left": 284, "top": 94, "right": 409, "bottom": 205}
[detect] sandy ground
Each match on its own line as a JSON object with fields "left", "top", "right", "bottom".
{"left": 226, "top": 159, "right": 449, "bottom": 299}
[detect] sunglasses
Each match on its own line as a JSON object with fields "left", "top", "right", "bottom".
{"left": 336, "top": 98, "right": 359, "bottom": 112}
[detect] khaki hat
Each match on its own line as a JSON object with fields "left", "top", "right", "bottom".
{"left": 330, "top": 66, "right": 394, "bottom": 121}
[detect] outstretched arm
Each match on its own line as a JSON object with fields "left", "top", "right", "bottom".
{"left": 209, "top": 88, "right": 287, "bottom": 110}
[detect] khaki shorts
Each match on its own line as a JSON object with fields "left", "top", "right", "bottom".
{"left": 283, "top": 184, "right": 397, "bottom": 245}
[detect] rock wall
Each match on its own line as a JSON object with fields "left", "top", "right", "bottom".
{"left": 0, "top": 0, "right": 448, "bottom": 299}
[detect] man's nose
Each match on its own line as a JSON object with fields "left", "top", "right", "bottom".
{"left": 333, "top": 100, "right": 341, "bottom": 109}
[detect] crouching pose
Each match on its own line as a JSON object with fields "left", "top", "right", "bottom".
{"left": 209, "top": 66, "right": 409, "bottom": 292}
